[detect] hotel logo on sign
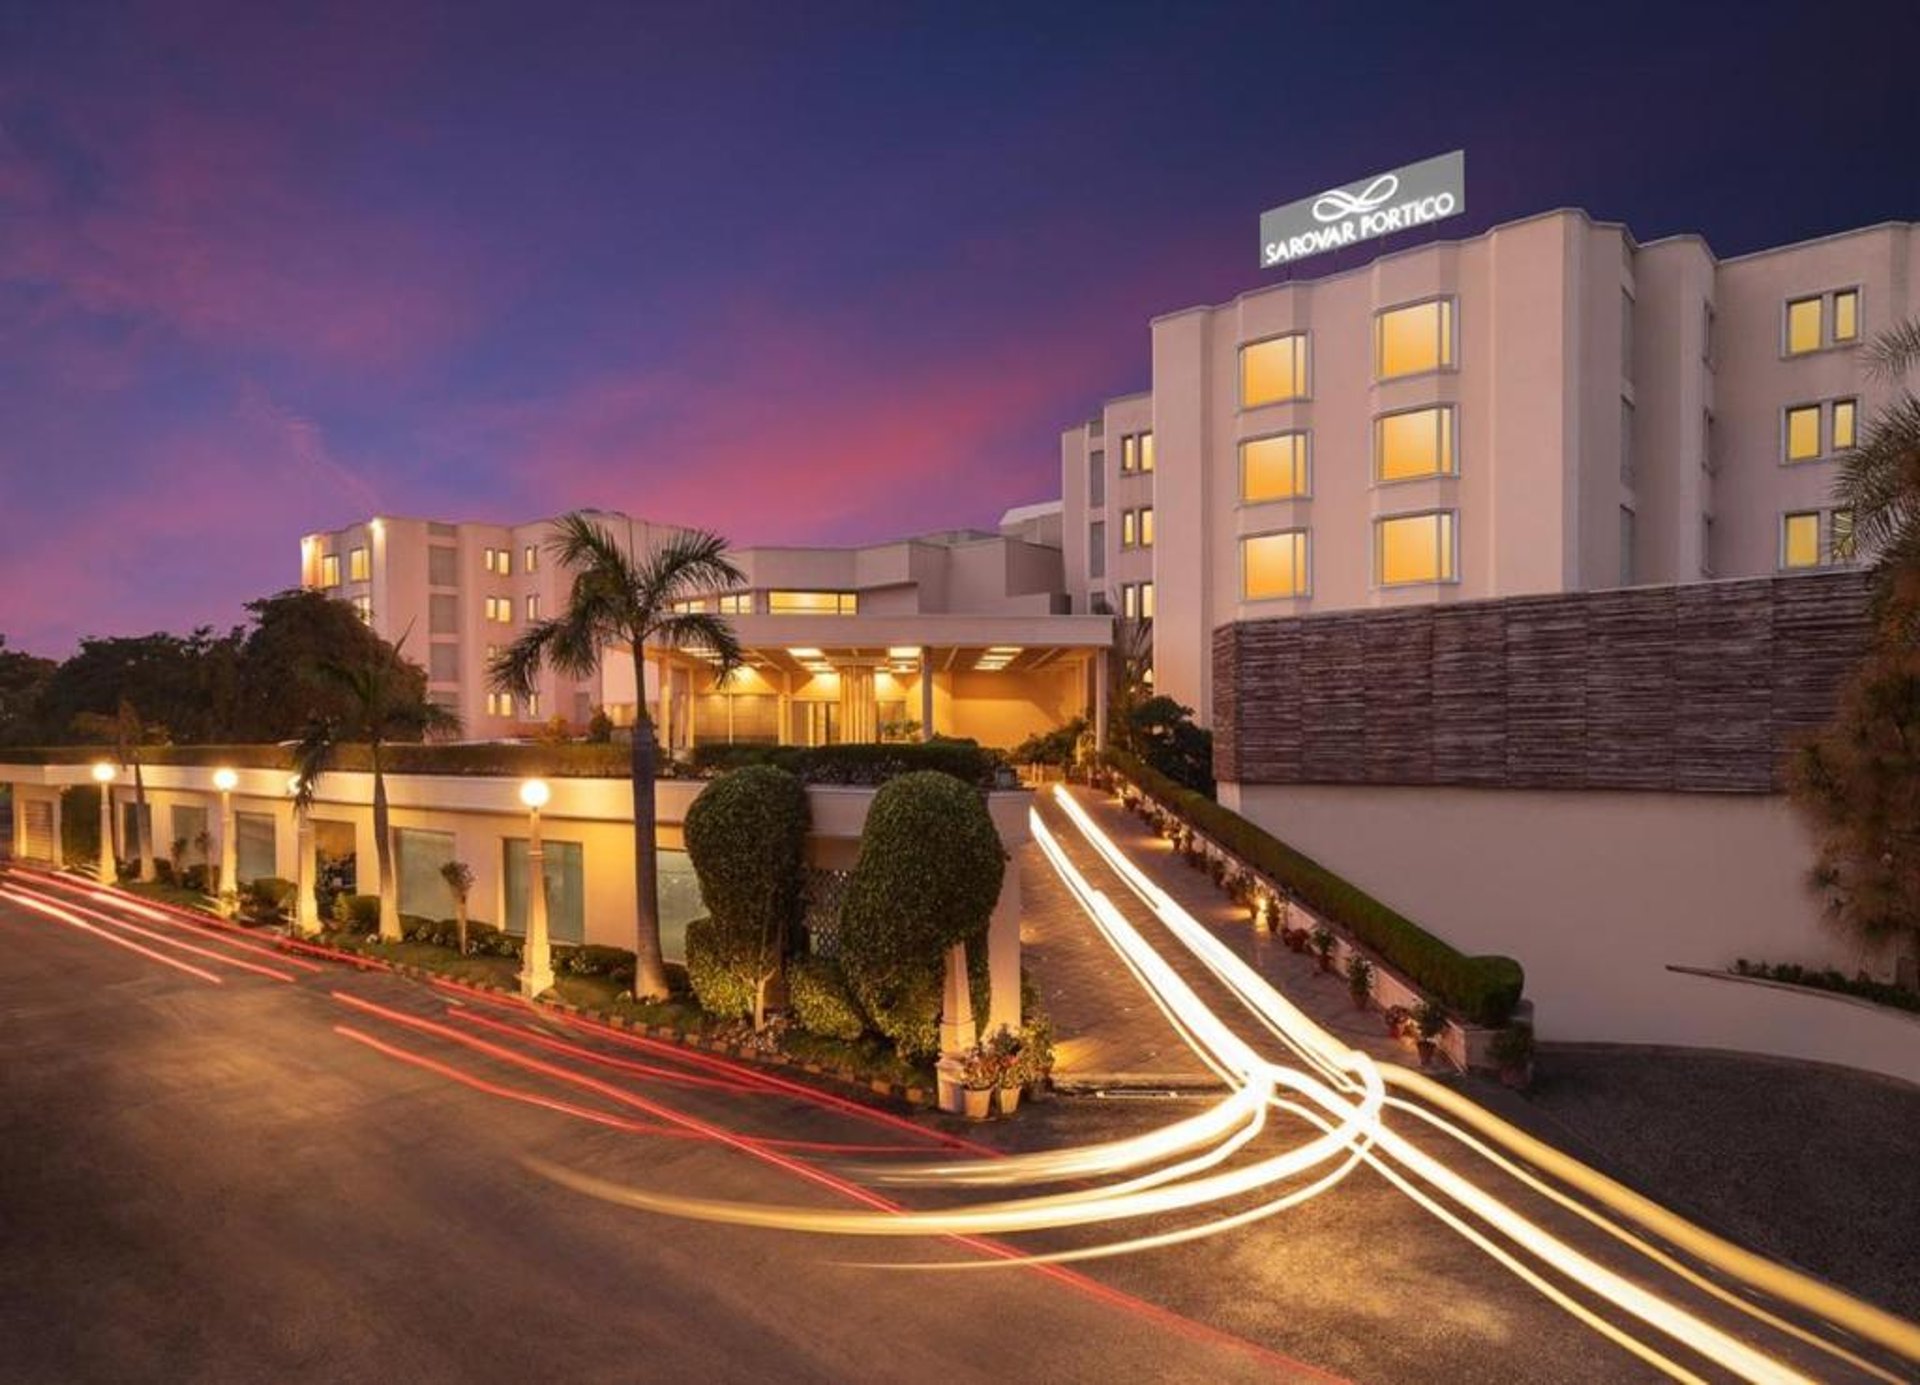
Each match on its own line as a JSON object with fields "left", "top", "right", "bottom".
{"left": 1260, "top": 151, "right": 1466, "bottom": 268}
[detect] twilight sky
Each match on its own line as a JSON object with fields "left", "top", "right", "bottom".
{"left": 2, "top": 0, "right": 1915, "bottom": 655}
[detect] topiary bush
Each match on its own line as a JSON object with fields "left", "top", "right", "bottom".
{"left": 838, "top": 771, "right": 1007, "bottom": 1058}
{"left": 242, "top": 877, "right": 295, "bottom": 922}
{"left": 683, "top": 765, "right": 810, "bottom": 1019}
{"left": 332, "top": 893, "right": 381, "bottom": 934}
{"left": 684, "top": 917, "right": 759, "bottom": 1019}
{"left": 787, "top": 955, "right": 868, "bottom": 1040}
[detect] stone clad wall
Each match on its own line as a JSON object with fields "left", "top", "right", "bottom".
{"left": 1213, "top": 570, "right": 1872, "bottom": 794}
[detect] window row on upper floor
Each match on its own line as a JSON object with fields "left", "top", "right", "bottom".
{"left": 1240, "top": 298, "right": 1457, "bottom": 408}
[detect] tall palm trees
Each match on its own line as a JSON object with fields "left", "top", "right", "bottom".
{"left": 490, "top": 514, "right": 744, "bottom": 1000}
{"left": 71, "top": 698, "right": 161, "bottom": 882}
{"left": 1837, "top": 316, "right": 1920, "bottom": 617}
{"left": 293, "top": 634, "right": 459, "bottom": 941}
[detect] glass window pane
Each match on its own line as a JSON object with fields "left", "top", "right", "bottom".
{"left": 349, "top": 548, "right": 369, "bottom": 582}
{"left": 1832, "top": 399, "right": 1856, "bottom": 450}
{"left": 428, "top": 546, "right": 458, "bottom": 586}
{"left": 170, "top": 804, "right": 209, "bottom": 863}
{"left": 235, "top": 812, "right": 276, "bottom": 885}
{"left": 1241, "top": 434, "right": 1307, "bottom": 502}
{"left": 1088, "top": 521, "right": 1105, "bottom": 579}
{"left": 1140, "top": 508, "right": 1154, "bottom": 547}
{"left": 1376, "top": 300, "right": 1450, "bottom": 379}
{"left": 1242, "top": 532, "right": 1307, "bottom": 600}
{"left": 504, "top": 838, "right": 585, "bottom": 944}
{"left": 768, "top": 591, "right": 856, "bottom": 615}
{"left": 1378, "top": 512, "right": 1452, "bottom": 585}
{"left": 1786, "top": 298, "right": 1822, "bottom": 354}
{"left": 1833, "top": 290, "right": 1858, "bottom": 342}
{"left": 1140, "top": 582, "right": 1155, "bottom": 619}
{"left": 1831, "top": 509, "right": 1856, "bottom": 562}
{"left": 1377, "top": 407, "right": 1453, "bottom": 481}
{"left": 1782, "top": 513, "right": 1820, "bottom": 568}
{"left": 1240, "top": 335, "right": 1306, "bottom": 407}
{"left": 1139, "top": 432, "right": 1155, "bottom": 472}
{"left": 1121, "top": 436, "right": 1137, "bottom": 472}
{"left": 1089, "top": 449, "right": 1105, "bottom": 504}
{"left": 396, "top": 827, "right": 455, "bottom": 918}
{"left": 1785, "top": 406, "right": 1821, "bottom": 461}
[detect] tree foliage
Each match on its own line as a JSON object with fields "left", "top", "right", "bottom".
{"left": 683, "top": 765, "right": 808, "bottom": 1016}
{"left": 1127, "top": 694, "right": 1215, "bottom": 797}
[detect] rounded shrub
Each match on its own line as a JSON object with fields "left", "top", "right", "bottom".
{"left": 685, "top": 917, "right": 760, "bottom": 1019}
{"left": 787, "top": 956, "right": 867, "bottom": 1040}
{"left": 683, "top": 765, "right": 810, "bottom": 1018}
{"left": 838, "top": 771, "right": 1006, "bottom": 1058}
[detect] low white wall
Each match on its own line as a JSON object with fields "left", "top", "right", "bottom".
{"left": 1223, "top": 781, "right": 1916, "bottom": 1086}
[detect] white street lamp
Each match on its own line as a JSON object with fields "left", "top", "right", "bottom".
{"left": 212, "top": 767, "right": 239, "bottom": 914}
{"left": 90, "top": 761, "right": 116, "bottom": 885}
{"left": 286, "top": 775, "right": 319, "bottom": 937}
{"left": 518, "top": 778, "right": 554, "bottom": 998}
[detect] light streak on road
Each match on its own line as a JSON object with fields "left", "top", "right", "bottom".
{"left": 531, "top": 790, "right": 1920, "bottom": 1384}
{"left": 0, "top": 879, "right": 300, "bottom": 983}
{"left": 0, "top": 884, "right": 226, "bottom": 984}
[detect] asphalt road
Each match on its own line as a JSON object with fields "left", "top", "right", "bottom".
{"left": 0, "top": 875, "right": 1906, "bottom": 1384}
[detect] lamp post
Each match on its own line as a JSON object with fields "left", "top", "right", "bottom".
{"left": 518, "top": 779, "right": 554, "bottom": 997}
{"left": 90, "top": 761, "right": 116, "bottom": 885}
{"left": 287, "top": 775, "right": 319, "bottom": 937}
{"left": 212, "top": 767, "right": 239, "bottom": 915}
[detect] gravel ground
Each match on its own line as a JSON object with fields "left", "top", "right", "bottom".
{"left": 1502, "top": 1045, "right": 1920, "bottom": 1322}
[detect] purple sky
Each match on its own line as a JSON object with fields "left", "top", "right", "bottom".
{"left": 3, "top": 0, "right": 1915, "bottom": 656}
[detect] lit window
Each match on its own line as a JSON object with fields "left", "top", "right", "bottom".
{"left": 1785, "top": 404, "right": 1821, "bottom": 462}
{"left": 524, "top": 694, "right": 540, "bottom": 718}
{"left": 1140, "top": 582, "right": 1154, "bottom": 619}
{"left": 1139, "top": 507, "right": 1154, "bottom": 547}
{"left": 524, "top": 545, "right": 538, "bottom": 573}
{"left": 484, "top": 548, "right": 497, "bottom": 574}
{"left": 672, "top": 598, "right": 711, "bottom": 614}
{"left": 768, "top": 591, "right": 858, "bottom": 615}
{"left": 1833, "top": 289, "right": 1858, "bottom": 343}
{"left": 348, "top": 547, "right": 369, "bottom": 582}
{"left": 1121, "top": 583, "right": 1138, "bottom": 620}
{"left": 1121, "top": 510, "right": 1137, "bottom": 547}
{"left": 1785, "top": 297, "right": 1823, "bottom": 355}
{"left": 1375, "top": 406, "right": 1456, "bottom": 482}
{"left": 1139, "top": 431, "right": 1155, "bottom": 473}
{"left": 1120, "top": 435, "right": 1136, "bottom": 473}
{"left": 1832, "top": 399, "right": 1857, "bottom": 451}
{"left": 525, "top": 594, "right": 540, "bottom": 622}
{"left": 1375, "top": 298, "right": 1454, "bottom": 380}
{"left": 320, "top": 553, "right": 340, "bottom": 588}
{"left": 718, "top": 592, "right": 753, "bottom": 614}
{"left": 1375, "top": 511, "right": 1456, "bottom": 586}
{"left": 1240, "top": 333, "right": 1308, "bottom": 407}
{"left": 1240, "top": 432, "right": 1309, "bottom": 502}
{"left": 1832, "top": 508, "right": 1857, "bottom": 563}
{"left": 352, "top": 595, "right": 372, "bottom": 624}
{"left": 1241, "top": 531, "right": 1309, "bottom": 600}
{"left": 1781, "top": 512, "right": 1821, "bottom": 569}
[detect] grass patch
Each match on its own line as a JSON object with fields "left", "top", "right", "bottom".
{"left": 121, "top": 879, "right": 218, "bottom": 912}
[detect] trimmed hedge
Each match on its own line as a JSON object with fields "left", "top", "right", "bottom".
{"left": 684, "top": 917, "right": 759, "bottom": 1019}
{"left": 787, "top": 955, "right": 867, "bottom": 1040}
{"left": 1108, "top": 750, "right": 1524, "bottom": 1025}
{"left": 687, "top": 739, "right": 1007, "bottom": 788}
{"left": 332, "top": 893, "right": 381, "bottom": 933}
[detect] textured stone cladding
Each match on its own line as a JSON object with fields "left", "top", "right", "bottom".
{"left": 1212, "top": 570, "right": 1873, "bottom": 794}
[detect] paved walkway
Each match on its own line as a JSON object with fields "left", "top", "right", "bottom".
{"left": 1020, "top": 783, "right": 1405, "bottom": 1088}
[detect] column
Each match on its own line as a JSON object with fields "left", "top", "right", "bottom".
{"left": 986, "top": 855, "right": 1022, "bottom": 1034}
{"left": 919, "top": 649, "right": 935, "bottom": 742}
{"left": 655, "top": 652, "right": 673, "bottom": 755}
{"left": 1093, "top": 649, "right": 1109, "bottom": 751}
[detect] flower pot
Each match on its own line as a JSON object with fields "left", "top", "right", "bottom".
{"left": 963, "top": 1087, "right": 994, "bottom": 1120}
{"left": 996, "top": 1084, "right": 1022, "bottom": 1117}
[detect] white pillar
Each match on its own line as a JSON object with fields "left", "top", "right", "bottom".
{"left": 519, "top": 806, "right": 555, "bottom": 997}
{"left": 217, "top": 789, "right": 238, "bottom": 909}
{"left": 986, "top": 858, "right": 1022, "bottom": 1034}
{"left": 294, "top": 806, "right": 320, "bottom": 936}
{"left": 919, "top": 649, "right": 935, "bottom": 742}
{"left": 97, "top": 783, "right": 115, "bottom": 885}
{"left": 1093, "top": 649, "right": 1109, "bottom": 751}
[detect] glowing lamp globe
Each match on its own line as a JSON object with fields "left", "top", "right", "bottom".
{"left": 91, "top": 761, "right": 116, "bottom": 785}
{"left": 519, "top": 779, "right": 551, "bottom": 810}
{"left": 213, "top": 768, "right": 239, "bottom": 792}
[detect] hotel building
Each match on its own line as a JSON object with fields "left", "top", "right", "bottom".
{"left": 298, "top": 504, "right": 1109, "bottom": 751}
{"left": 1061, "top": 210, "right": 1916, "bottom": 720}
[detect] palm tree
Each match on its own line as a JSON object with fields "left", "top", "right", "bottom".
{"left": 1836, "top": 316, "right": 1920, "bottom": 614}
{"left": 440, "top": 859, "right": 475, "bottom": 955}
{"left": 293, "top": 634, "right": 459, "bottom": 941}
{"left": 72, "top": 699, "right": 163, "bottom": 883}
{"left": 490, "top": 513, "right": 745, "bottom": 1000}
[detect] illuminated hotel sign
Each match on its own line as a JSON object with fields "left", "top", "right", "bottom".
{"left": 1259, "top": 151, "right": 1465, "bottom": 269}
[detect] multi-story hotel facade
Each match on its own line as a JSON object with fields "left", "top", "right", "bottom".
{"left": 1062, "top": 211, "right": 1916, "bottom": 720}
{"left": 298, "top": 504, "right": 1109, "bottom": 752}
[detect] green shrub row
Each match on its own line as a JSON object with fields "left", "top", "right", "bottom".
{"left": 686, "top": 739, "right": 1007, "bottom": 788}
{"left": 787, "top": 955, "right": 867, "bottom": 1040}
{"left": 684, "top": 917, "right": 762, "bottom": 1019}
{"left": 1732, "top": 959, "right": 1920, "bottom": 1014}
{"left": 1106, "top": 750, "right": 1524, "bottom": 1026}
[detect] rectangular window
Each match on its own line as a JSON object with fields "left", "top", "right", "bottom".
{"left": 427, "top": 546, "right": 458, "bottom": 587}
{"left": 1785, "top": 404, "right": 1822, "bottom": 462}
{"left": 1833, "top": 398, "right": 1857, "bottom": 451}
{"left": 395, "top": 828, "right": 455, "bottom": 918}
{"left": 1138, "top": 431, "right": 1155, "bottom": 473}
{"left": 1240, "top": 333, "right": 1308, "bottom": 407}
{"left": 428, "top": 642, "right": 458, "bottom": 683}
{"left": 1375, "top": 405, "right": 1457, "bottom": 482}
{"left": 1833, "top": 288, "right": 1859, "bottom": 343}
{"left": 504, "top": 838, "right": 585, "bottom": 944}
{"left": 1120, "top": 510, "right": 1137, "bottom": 548}
{"left": 1240, "top": 432, "right": 1309, "bottom": 502}
{"left": 320, "top": 553, "right": 340, "bottom": 588}
{"left": 1089, "top": 448, "right": 1105, "bottom": 506}
{"left": 484, "top": 547, "right": 498, "bottom": 574}
{"left": 525, "top": 594, "right": 541, "bottom": 622}
{"left": 1241, "top": 531, "right": 1309, "bottom": 600}
{"left": 429, "top": 593, "right": 458, "bottom": 635}
{"left": 498, "top": 548, "right": 511, "bottom": 577}
{"left": 1832, "top": 508, "right": 1857, "bottom": 562}
{"left": 485, "top": 691, "right": 509, "bottom": 717}
{"left": 1375, "top": 511, "right": 1457, "bottom": 586}
{"left": 1375, "top": 298, "right": 1454, "bottom": 380}
{"left": 348, "top": 547, "right": 369, "bottom": 582}
{"left": 1619, "top": 506, "right": 1636, "bottom": 587}
{"left": 524, "top": 545, "right": 538, "bottom": 573}
{"left": 1120, "top": 435, "right": 1136, "bottom": 473}
{"left": 524, "top": 693, "right": 540, "bottom": 718}
{"left": 351, "top": 595, "right": 372, "bottom": 624}
{"left": 235, "top": 812, "right": 275, "bottom": 885}
{"left": 768, "top": 590, "right": 857, "bottom": 615}
{"left": 1121, "top": 583, "right": 1138, "bottom": 620}
{"left": 1140, "top": 582, "right": 1155, "bottom": 619}
{"left": 1139, "top": 507, "right": 1154, "bottom": 547}
{"left": 1088, "top": 522, "right": 1105, "bottom": 579}
{"left": 1785, "top": 297, "right": 1823, "bottom": 355}
{"left": 717, "top": 591, "right": 753, "bottom": 614}
{"left": 1781, "top": 512, "right": 1821, "bottom": 569}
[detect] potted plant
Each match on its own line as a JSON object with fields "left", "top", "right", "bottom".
{"left": 1346, "top": 954, "right": 1374, "bottom": 1010}
{"left": 1413, "top": 1000, "right": 1448, "bottom": 1066}
{"left": 1491, "top": 1023, "right": 1535, "bottom": 1090}
{"left": 1382, "top": 1004, "right": 1413, "bottom": 1042}
{"left": 988, "top": 1028, "right": 1027, "bottom": 1116}
{"left": 1310, "top": 925, "right": 1336, "bottom": 972}
{"left": 961, "top": 1043, "right": 999, "bottom": 1120}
